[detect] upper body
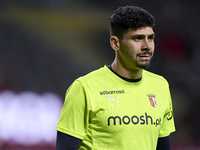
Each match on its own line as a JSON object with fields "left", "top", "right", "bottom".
{"left": 56, "top": 5, "right": 175, "bottom": 150}
{"left": 56, "top": 66, "right": 175, "bottom": 150}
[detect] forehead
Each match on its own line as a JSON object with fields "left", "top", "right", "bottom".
{"left": 124, "top": 27, "right": 154, "bottom": 37}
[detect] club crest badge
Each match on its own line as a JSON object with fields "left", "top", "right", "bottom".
{"left": 147, "top": 94, "right": 157, "bottom": 108}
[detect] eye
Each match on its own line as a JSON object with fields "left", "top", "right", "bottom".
{"left": 133, "top": 36, "right": 143, "bottom": 41}
{"left": 148, "top": 35, "right": 155, "bottom": 41}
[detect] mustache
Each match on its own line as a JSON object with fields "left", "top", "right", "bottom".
{"left": 137, "top": 51, "right": 153, "bottom": 56}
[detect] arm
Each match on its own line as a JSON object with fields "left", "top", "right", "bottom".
{"left": 56, "top": 81, "right": 89, "bottom": 150}
{"left": 56, "top": 131, "right": 80, "bottom": 150}
{"left": 156, "top": 135, "right": 172, "bottom": 150}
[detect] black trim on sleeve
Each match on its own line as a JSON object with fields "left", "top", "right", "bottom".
{"left": 56, "top": 131, "right": 80, "bottom": 150}
{"left": 157, "top": 136, "right": 172, "bottom": 150}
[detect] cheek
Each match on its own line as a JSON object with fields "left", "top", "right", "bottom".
{"left": 120, "top": 42, "right": 139, "bottom": 58}
{"left": 151, "top": 42, "right": 155, "bottom": 50}
{"left": 151, "top": 45, "right": 155, "bottom": 54}
{"left": 127, "top": 46, "right": 138, "bottom": 58}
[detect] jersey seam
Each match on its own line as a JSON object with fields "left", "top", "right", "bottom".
{"left": 77, "top": 80, "right": 94, "bottom": 147}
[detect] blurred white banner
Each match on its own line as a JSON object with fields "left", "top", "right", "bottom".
{"left": 0, "top": 90, "right": 63, "bottom": 146}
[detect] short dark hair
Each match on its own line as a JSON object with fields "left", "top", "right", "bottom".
{"left": 109, "top": 6, "right": 155, "bottom": 39}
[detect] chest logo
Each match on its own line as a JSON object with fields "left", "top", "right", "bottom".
{"left": 147, "top": 94, "right": 157, "bottom": 108}
{"left": 108, "top": 96, "right": 120, "bottom": 107}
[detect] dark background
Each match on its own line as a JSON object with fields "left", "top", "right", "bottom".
{"left": 0, "top": 0, "right": 200, "bottom": 149}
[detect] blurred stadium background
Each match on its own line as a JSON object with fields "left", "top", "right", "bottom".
{"left": 0, "top": 0, "right": 200, "bottom": 150}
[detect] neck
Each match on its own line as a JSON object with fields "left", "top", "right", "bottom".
{"left": 111, "top": 61, "right": 143, "bottom": 79}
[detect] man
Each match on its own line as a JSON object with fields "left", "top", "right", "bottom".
{"left": 56, "top": 6, "right": 175, "bottom": 150}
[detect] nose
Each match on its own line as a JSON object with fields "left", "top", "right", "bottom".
{"left": 142, "top": 39, "right": 153, "bottom": 51}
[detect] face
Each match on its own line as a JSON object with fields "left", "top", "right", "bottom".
{"left": 117, "top": 27, "right": 155, "bottom": 70}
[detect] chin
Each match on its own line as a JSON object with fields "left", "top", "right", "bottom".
{"left": 137, "top": 62, "right": 151, "bottom": 69}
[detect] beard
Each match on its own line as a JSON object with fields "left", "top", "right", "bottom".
{"left": 136, "top": 60, "right": 151, "bottom": 69}
{"left": 135, "top": 51, "right": 153, "bottom": 69}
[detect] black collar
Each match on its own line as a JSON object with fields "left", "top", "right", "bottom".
{"left": 107, "top": 65, "right": 142, "bottom": 83}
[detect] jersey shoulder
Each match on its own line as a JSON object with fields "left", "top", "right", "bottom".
{"left": 143, "top": 70, "right": 169, "bottom": 84}
{"left": 76, "top": 66, "right": 108, "bottom": 83}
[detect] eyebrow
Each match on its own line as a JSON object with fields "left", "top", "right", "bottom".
{"left": 132, "top": 34, "right": 155, "bottom": 37}
{"left": 149, "top": 34, "right": 155, "bottom": 37}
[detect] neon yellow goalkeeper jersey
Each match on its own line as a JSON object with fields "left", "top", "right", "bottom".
{"left": 56, "top": 65, "right": 175, "bottom": 150}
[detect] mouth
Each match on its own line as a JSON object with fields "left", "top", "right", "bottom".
{"left": 138, "top": 52, "right": 152, "bottom": 61}
{"left": 138, "top": 54, "right": 151, "bottom": 60}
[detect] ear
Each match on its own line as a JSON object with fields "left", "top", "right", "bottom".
{"left": 110, "top": 36, "right": 120, "bottom": 51}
